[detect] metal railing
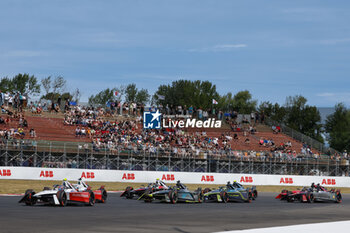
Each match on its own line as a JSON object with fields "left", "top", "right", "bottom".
{"left": 1, "top": 138, "right": 349, "bottom": 176}
{"left": 264, "top": 117, "right": 338, "bottom": 155}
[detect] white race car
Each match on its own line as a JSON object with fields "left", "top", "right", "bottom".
{"left": 19, "top": 179, "right": 95, "bottom": 206}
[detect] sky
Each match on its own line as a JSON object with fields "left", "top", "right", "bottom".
{"left": 0, "top": 0, "right": 349, "bottom": 107}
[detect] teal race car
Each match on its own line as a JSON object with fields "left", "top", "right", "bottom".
{"left": 203, "top": 181, "right": 257, "bottom": 203}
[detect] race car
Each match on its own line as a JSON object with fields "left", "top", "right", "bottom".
{"left": 276, "top": 183, "right": 342, "bottom": 203}
{"left": 73, "top": 178, "right": 107, "bottom": 203}
{"left": 203, "top": 181, "right": 254, "bottom": 203}
{"left": 19, "top": 179, "right": 95, "bottom": 206}
{"left": 144, "top": 180, "right": 203, "bottom": 204}
{"left": 120, "top": 179, "right": 169, "bottom": 200}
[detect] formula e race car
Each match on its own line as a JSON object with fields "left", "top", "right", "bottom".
{"left": 203, "top": 181, "right": 255, "bottom": 203}
{"left": 73, "top": 178, "right": 107, "bottom": 203}
{"left": 144, "top": 181, "right": 204, "bottom": 204}
{"left": 275, "top": 183, "right": 342, "bottom": 203}
{"left": 120, "top": 179, "right": 169, "bottom": 200}
{"left": 19, "top": 179, "right": 95, "bottom": 206}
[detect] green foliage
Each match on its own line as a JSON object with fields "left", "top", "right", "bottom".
{"left": 41, "top": 92, "right": 73, "bottom": 102}
{"left": 0, "top": 73, "right": 40, "bottom": 95}
{"left": 258, "top": 101, "right": 287, "bottom": 122}
{"left": 88, "top": 88, "right": 117, "bottom": 106}
{"left": 135, "top": 88, "right": 150, "bottom": 104}
{"left": 262, "top": 95, "right": 323, "bottom": 142}
{"left": 125, "top": 84, "right": 138, "bottom": 103}
{"left": 325, "top": 103, "right": 350, "bottom": 152}
{"left": 231, "top": 90, "right": 257, "bottom": 114}
{"left": 154, "top": 80, "right": 220, "bottom": 109}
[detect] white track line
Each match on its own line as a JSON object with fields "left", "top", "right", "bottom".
{"left": 214, "top": 220, "right": 350, "bottom": 233}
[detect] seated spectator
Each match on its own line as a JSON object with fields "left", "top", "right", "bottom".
{"left": 29, "top": 128, "right": 36, "bottom": 138}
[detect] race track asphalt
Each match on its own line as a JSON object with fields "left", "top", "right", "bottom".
{"left": 1, "top": 193, "right": 350, "bottom": 233}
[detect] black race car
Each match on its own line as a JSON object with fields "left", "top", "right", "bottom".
{"left": 144, "top": 181, "right": 203, "bottom": 204}
{"left": 120, "top": 179, "right": 169, "bottom": 200}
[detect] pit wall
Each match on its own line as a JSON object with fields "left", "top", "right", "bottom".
{"left": 0, "top": 166, "right": 347, "bottom": 187}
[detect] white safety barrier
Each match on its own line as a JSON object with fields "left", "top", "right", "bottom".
{"left": 0, "top": 166, "right": 349, "bottom": 187}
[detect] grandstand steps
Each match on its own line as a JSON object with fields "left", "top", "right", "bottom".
{"left": 25, "top": 116, "right": 90, "bottom": 142}
{"left": 255, "top": 124, "right": 273, "bottom": 132}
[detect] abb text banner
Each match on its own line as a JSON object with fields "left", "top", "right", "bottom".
{"left": 0, "top": 166, "right": 348, "bottom": 187}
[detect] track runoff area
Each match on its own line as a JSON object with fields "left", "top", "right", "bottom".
{"left": 1, "top": 183, "right": 350, "bottom": 233}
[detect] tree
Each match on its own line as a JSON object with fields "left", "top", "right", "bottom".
{"left": 88, "top": 88, "right": 117, "bottom": 106}
{"left": 154, "top": 80, "right": 219, "bottom": 109}
{"left": 52, "top": 76, "right": 66, "bottom": 94}
{"left": 258, "top": 101, "right": 287, "bottom": 123}
{"left": 325, "top": 103, "right": 350, "bottom": 152}
{"left": 71, "top": 88, "right": 81, "bottom": 103}
{"left": 41, "top": 76, "right": 51, "bottom": 95}
{"left": 231, "top": 90, "right": 257, "bottom": 114}
{"left": 284, "top": 95, "right": 323, "bottom": 142}
{"left": 125, "top": 84, "right": 138, "bottom": 103}
{"left": 135, "top": 88, "right": 150, "bottom": 104}
{"left": 0, "top": 73, "right": 40, "bottom": 95}
{"left": 0, "top": 77, "right": 14, "bottom": 92}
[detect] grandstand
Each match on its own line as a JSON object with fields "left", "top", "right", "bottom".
{"left": 0, "top": 107, "right": 347, "bottom": 177}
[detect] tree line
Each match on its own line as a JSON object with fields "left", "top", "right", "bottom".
{"left": 0, "top": 74, "right": 348, "bottom": 152}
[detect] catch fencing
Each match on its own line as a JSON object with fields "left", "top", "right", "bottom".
{"left": 0, "top": 139, "right": 349, "bottom": 177}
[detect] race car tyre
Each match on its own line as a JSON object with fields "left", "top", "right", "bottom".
{"left": 307, "top": 193, "right": 314, "bottom": 203}
{"left": 203, "top": 188, "right": 211, "bottom": 194}
{"left": 220, "top": 191, "right": 229, "bottom": 203}
{"left": 57, "top": 190, "right": 67, "bottom": 207}
{"left": 126, "top": 191, "right": 133, "bottom": 199}
{"left": 246, "top": 192, "right": 252, "bottom": 203}
{"left": 286, "top": 195, "right": 294, "bottom": 202}
{"left": 253, "top": 190, "right": 258, "bottom": 199}
{"left": 336, "top": 191, "right": 342, "bottom": 203}
{"left": 24, "top": 189, "right": 36, "bottom": 206}
{"left": 169, "top": 190, "right": 178, "bottom": 204}
{"left": 197, "top": 190, "right": 204, "bottom": 203}
{"left": 99, "top": 188, "right": 107, "bottom": 203}
{"left": 87, "top": 190, "right": 95, "bottom": 206}
{"left": 121, "top": 186, "right": 133, "bottom": 198}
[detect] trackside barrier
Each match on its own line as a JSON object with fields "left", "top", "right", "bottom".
{"left": 0, "top": 166, "right": 348, "bottom": 187}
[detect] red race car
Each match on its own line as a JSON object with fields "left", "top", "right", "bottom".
{"left": 276, "top": 183, "right": 342, "bottom": 203}
{"left": 73, "top": 178, "right": 107, "bottom": 203}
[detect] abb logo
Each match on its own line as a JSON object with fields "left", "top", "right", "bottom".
{"left": 162, "top": 174, "right": 175, "bottom": 181}
{"left": 280, "top": 177, "right": 293, "bottom": 184}
{"left": 240, "top": 176, "right": 253, "bottom": 183}
{"left": 322, "top": 179, "right": 336, "bottom": 185}
{"left": 201, "top": 175, "right": 214, "bottom": 182}
{"left": 122, "top": 173, "right": 135, "bottom": 180}
{"left": 0, "top": 169, "right": 11, "bottom": 176}
{"left": 81, "top": 172, "right": 95, "bottom": 179}
{"left": 40, "top": 170, "right": 53, "bottom": 178}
